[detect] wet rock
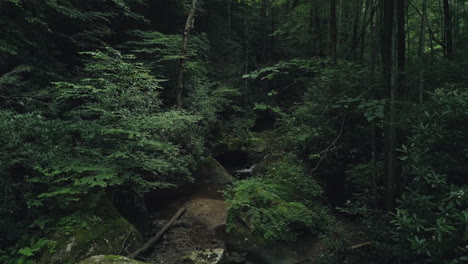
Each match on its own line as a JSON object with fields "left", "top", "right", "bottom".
{"left": 78, "top": 255, "right": 148, "bottom": 264}
{"left": 181, "top": 248, "right": 225, "bottom": 264}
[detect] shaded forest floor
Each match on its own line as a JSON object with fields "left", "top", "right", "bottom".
{"left": 141, "top": 183, "right": 365, "bottom": 264}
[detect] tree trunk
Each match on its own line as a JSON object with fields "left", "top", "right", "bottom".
{"left": 261, "top": 0, "right": 269, "bottom": 62}
{"left": 370, "top": 8, "right": 377, "bottom": 208}
{"left": 244, "top": 5, "right": 250, "bottom": 105}
{"left": 271, "top": 6, "right": 275, "bottom": 61}
{"left": 382, "top": 0, "right": 403, "bottom": 211}
{"left": 397, "top": 0, "right": 406, "bottom": 99}
{"left": 176, "top": 0, "right": 198, "bottom": 110}
{"left": 352, "top": 0, "right": 362, "bottom": 60}
{"left": 360, "top": 0, "right": 369, "bottom": 63}
{"left": 443, "top": 0, "right": 453, "bottom": 56}
{"left": 418, "top": 0, "right": 427, "bottom": 103}
{"left": 337, "top": 0, "right": 343, "bottom": 55}
{"left": 330, "top": 0, "right": 338, "bottom": 61}
{"left": 227, "top": 0, "right": 231, "bottom": 39}
{"left": 315, "top": 5, "right": 323, "bottom": 55}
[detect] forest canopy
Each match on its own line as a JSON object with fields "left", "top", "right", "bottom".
{"left": 0, "top": 0, "right": 467, "bottom": 263}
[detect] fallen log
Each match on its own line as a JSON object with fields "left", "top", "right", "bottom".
{"left": 128, "top": 207, "right": 186, "bottom": 259}
{"left": 350, "top": 242, "right": 371, "bottom": 250}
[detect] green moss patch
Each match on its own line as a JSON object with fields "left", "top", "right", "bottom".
{"left": 38, "top": 196, "right": 143, "bottom": 264}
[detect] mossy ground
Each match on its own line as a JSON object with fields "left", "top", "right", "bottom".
{"left": 38, "top": 195, "right": 143, "bottom": 264}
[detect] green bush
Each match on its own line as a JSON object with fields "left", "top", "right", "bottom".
{"left": 224, "top": 155, "right": 333, "bottom": 244}
{"left": 0, "top": 48, "right": 210, "bottom": 262}
{"left": 389, "top": 87, "right": 468, "bottom": 263}
{"left": 262, "top": 154, "right": 324, "bottom": 205}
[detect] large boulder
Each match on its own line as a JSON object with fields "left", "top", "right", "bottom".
{"left": 200, "top": 157, "right": 234, "bottom": 184}
{"left": 78, "top": 255, "right": 148, "bottom": 264}
{"left": 38, "top": 195, "right": 143, "bottom": 264}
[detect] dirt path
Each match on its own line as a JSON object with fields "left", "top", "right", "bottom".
{"left": 145, "top": 184, "right": 228, "bottom": 263}
{"left": 185, "top": 185, "right": 228, "bottom": 230}
{"left": 143, "top": 183, "right": 362, "bottom": 264}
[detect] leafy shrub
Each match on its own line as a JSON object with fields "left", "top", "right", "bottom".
{"left": 390, "top": 87, "right": 468, "bottom": 264}
{"left": 0, "top": 48, "right": 210, "bottom": 262}
{"left": 28, "top": 48, "right": 206, "bottom": 207}
{"left": 224, "top": 155, "right": 333, "bottom": 244}
{"left": 262, "top": 153, "right": 324, "bottom": 205}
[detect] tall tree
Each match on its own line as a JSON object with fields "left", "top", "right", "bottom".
{"left": 227, "top": 0, "right": 232, "bottom": 39}
{"left": 382, "top": 0, "right": 405, "bottom": 211}
{"left": 177, "top": 0, "right": 199, "bottom": 109}
{"left": 443, "top": 0, "right": 454, "bottom": 56}
{"left": 352, "top": 0, "right": 362, "bottom": 60}
{"left": 330, "top": 0, "right": 338, "bottom": 61}
{"left": 418, "top": 0, "right": 427, "bottom": 103}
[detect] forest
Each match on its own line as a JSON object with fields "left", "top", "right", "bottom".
{"left": 0, "top": 0, "right": 467, "bottom": 263}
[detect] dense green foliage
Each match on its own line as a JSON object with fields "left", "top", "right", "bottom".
{"left": 1, "top": 0, "right": 467, "bottom": 263}
{"left": 225, "top": 154, "right": 333, "bottom": 243}
{"left": 390, "top": 88, "right": 468, "bottom": 263}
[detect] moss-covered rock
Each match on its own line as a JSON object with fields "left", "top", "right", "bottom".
{"left": 78, "top": 255, "right": 148, "bottom": 264}
{"left": 225, "top": 176, "right": 333, "bottom": 245}
{"left": 200, "top": 157, "right": 233, "bottom": 184}
{"left": 38, "top": 195, "right": 143, "bottom": 264}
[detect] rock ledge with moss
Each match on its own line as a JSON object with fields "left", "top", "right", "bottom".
{"left": 38, "top": 195, "right": 143, "bottom": 264}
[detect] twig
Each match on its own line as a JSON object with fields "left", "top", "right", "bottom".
{"left": 118, "top": 230, "right": 132, "bottom": 255}
{"left": 311, "top": 118, "right": 345, "bottom": 174}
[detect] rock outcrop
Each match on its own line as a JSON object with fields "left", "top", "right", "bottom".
{"left": 38, "top": 195, "right": 143, "bottom": 264}
{"left": 200, "top": 157, "right": 234, "bottom": 184}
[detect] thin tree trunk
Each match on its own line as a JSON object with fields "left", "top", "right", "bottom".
{"left": 352, "top": 0, "right": 362, "bottom": 60}
{"left": 315, "top": 5, "right": 322, "bottom": 55}
{"left": 271, "top": 5, "right": 275, "bottom": 62}
{"left": 409, "top": 0, "right": 445, "bottom": 50}
{"left": 360, "top": 0, "right": 371, "bottom": 63}
{"left": 227, "top": 0, "right": 231, "bottom": 39}
{"left": 244, "top": 6, "right": 249, "bottom": 105}
{"left": 418, "top": 0, "right": 427, "bottom": 103}
{"left": 330, "top": 0, "right": 338, "bottom": 61}
{"left": 382, "top": 0, "right": 401, "bottom": 212}
{"left": 386, "top": 0, "right": 398, "bottom": 211}
{"left": 176, "top": 0, "right": 198, "bottom": 110}
{"left": 346, "top": 0, "right": 380, "bottom": 60}
{"left": 443, "top": 0, "right": 453, "bottom": 56}
{"left": 406, "top": 0, "right": 410, "bottom": 59}
{"left": 337, "top": 0, "right": 343, "bottom": 55}
{"left": 309, "top": 3, "right": 314, "bottom": 50}
{"left": 370, "top": 9, "right": 378, "bottom": 208}
{"left": 397, "top": 0, "right": 406, "bottom": 99}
